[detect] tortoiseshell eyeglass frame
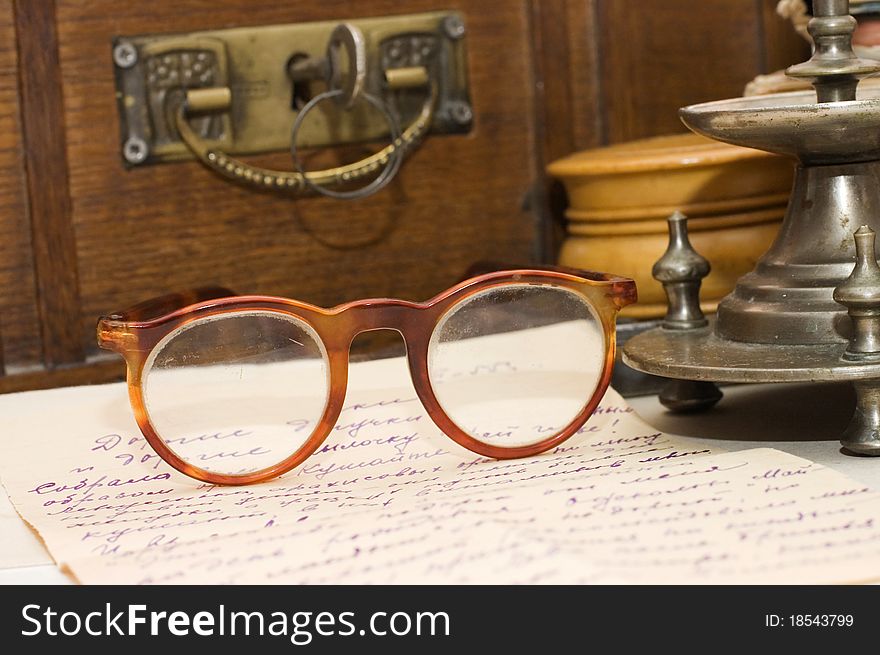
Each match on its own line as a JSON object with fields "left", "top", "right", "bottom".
{"left": 97, "top": 266, "right": 636, "bottom": 486}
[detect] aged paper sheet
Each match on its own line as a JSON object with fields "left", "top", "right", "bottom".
{"left": 0, "top": 354, "right": 878, "bottom": 584}
{"left": 0, "top": 488, "right": 52, "bottom": 569}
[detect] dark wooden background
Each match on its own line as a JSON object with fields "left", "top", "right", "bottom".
{"left": 0, "top": 0, "right": 807, "bottom": 393}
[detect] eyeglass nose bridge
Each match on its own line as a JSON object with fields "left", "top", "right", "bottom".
{"left": 335, "top": 299, "right": 435, "bottom": 342}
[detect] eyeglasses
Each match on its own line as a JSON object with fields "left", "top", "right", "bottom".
{"left": 97, "top": 266, "right": 636, "bottom": 485}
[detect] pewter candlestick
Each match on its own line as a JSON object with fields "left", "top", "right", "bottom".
{"left": 623, "top": 0, "right": 880, "bottom": 455}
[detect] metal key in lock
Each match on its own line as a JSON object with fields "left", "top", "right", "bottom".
{"left": 288, "top": 23, "right": 367, "bottom": 110}
{"left": 285, "top": 23, "right": 430, "bottom": 109}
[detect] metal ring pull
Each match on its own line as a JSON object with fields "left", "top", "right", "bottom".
{"left": 290, "top": 89, "right": 403, "bottom": 200}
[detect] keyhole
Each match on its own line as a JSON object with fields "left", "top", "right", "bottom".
{"left": 287, "top": 52, "right": 315, "bottom": 110}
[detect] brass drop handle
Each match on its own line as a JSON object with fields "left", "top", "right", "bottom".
{"left": 174, "top": 77, "right": 436, "bottom": 196}
{"left": 172, "top": 22, "right": 437, "bottom": 198}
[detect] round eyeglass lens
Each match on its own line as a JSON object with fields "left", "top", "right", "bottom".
{"left": 427, "top": 284, "right": 606, "bottom": 448}
{"left": 143, "top": 311, "right": 329, "bottom": 476}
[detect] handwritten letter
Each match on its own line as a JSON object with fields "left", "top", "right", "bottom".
{"left": 1, "top": 355, "right": 879, "bottom": 584}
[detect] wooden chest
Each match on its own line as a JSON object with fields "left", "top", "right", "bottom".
{"left": 0, "top": 0, "right": 806, "bottom": 393}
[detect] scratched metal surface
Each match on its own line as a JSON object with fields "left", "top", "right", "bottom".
{"left": 623, "top": 324, "right": 880, "bottom": 383}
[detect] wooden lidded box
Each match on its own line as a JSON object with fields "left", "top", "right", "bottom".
{"left": 548, "top": 133, "right": 795, "bottom": 319}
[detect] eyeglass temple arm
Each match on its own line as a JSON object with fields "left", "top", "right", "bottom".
{"left": 100, "top": 286, "right": 237, "bottom": 323}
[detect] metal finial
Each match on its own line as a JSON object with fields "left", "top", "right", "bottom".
{"left": 833, "top": 225, "right": 880, "bottom": 359}
{"left": 838, "top": 228, "right": 880, "bottom": 453}
{"left": 786, "top": 0, "right": 880, "bottom": 102}
{"left": 652, "top": 211, "right": 710, "bottom": 330}
{"left": 835, "top": 227, "right": 880, "bottom": 456}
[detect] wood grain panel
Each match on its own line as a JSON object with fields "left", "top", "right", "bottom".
{"left": 597, "top": 0, "right": 764, "bottom": 143}
{"left": 759, "top": 0, "right": 810, "bottom": 72}
{"left": 15, "top": 0, "right": 85, "bottom": 368}
{"left": 55, "top": 0, "right": 540, "bottom": 360}
{"left": 0, "top": 1, "right": 41, "bottom": 371}
{"left": 530, "top": 0, "right": 603, "bottom": 168}
{"left": 530, "top": 0, "right": 602, "bottom": 260}
{"left": 565, "top": 0, "right": 603, "bottom": 154}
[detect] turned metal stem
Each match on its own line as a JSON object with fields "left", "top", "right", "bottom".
{"left": 786, "top": 0, "right": 880, "bottom": 103}
{"left": 841, "top": 380, "right": 880, "bottom": 455}
{"left": 658, "top": 379, "right": 723, "bottom": 414}
{"left": 834, "top": 225, "right": 880, "bottom": 455}
{"left": 653, "top": 211, "right": 722, "bottom": 413}
{"left": 834, "top": 226, "right": 880, "bottom": 360}
{"left": 653, "top": 211, "right": 710, "bottom": 330}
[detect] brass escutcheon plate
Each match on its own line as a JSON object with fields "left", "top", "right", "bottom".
{"left": 112, "top": 11, "right": 470, "bottom": 166}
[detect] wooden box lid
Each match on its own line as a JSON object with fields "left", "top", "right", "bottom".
{"left": 547, "top": 133, "right": 793, "bottom": 220}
